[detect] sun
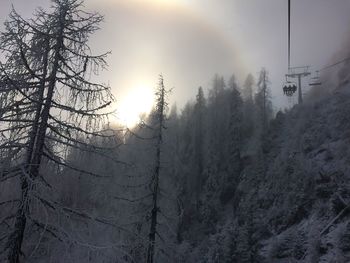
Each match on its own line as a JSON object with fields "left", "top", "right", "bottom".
{"left": 117, "top": 85, "right": 155, "bottom": 127}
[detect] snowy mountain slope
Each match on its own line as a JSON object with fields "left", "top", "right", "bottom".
{"left": 255, "top": 84, "right": 350, "bottom": 262}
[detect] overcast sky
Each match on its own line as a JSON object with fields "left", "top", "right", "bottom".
{"left": 1, "top": 0, "right": 350, "bottom": 113}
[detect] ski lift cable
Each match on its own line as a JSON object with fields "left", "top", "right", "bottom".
{"left": 318, "top": 56, "right": 350, "bottom": 72}
{"left": 307, "top": 56, "right": 350, "bottom": 87}
{"left": 287, "top": 0, "right": 349, "bottom": 77}
{"left": 282, "top": 0, "right": 298, "bottom": 97}
{"left": 286, "top": 0, "right": 349, "bottom": 82}
{"left": 288, "top": 0, "right": 291, "bottom": 70}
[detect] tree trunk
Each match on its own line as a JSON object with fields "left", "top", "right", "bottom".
{"left": 147, "top": 78, "right": 165, "bottom": 263}
{"left": 6, "top": 8, "right": 66, "bottom": 262}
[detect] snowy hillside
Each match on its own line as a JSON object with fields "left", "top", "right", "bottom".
{"left": 260, "top": 84, "right": 350, "bottom": 262}
{"left": 180, "top": 83, "right": 350, "bottom": 263}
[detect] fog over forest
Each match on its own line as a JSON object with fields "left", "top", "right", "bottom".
{"left": 1, "top": 1, "right": 350, "bottom": 263}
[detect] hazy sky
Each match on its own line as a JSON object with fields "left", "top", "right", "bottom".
{"left": 1, "top": 0, "right": 350, "bottom": 120}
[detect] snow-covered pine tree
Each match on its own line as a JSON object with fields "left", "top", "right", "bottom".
{"left": 242, "top": 73, "right": 254, "bottom": 102}
{"left": 220, "top": 75, "right": 243, "bottom": 204}
{"left": 241, "top": 73, "right": 255, "bottom": 139}
{"left": 193, "top": 86, "right": 206, "bottom": 209}
{"left": 255, "top": 68, "right": 273, "bottom": 135}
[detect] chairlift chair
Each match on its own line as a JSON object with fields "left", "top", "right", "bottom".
{"left": 309, "top": 71, "right": 322, "bottom": 86}
{"left": 283, "top": 81, "right": 297, "bottom": 96}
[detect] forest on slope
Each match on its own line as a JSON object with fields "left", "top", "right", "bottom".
{"left": 1, "top": 0, "right": 350, "bottom": 262}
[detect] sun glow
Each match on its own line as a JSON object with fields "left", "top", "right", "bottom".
{"left": 125, "top": 0, "right": 183, "bottom": 9}
{"left": 117, "top": 85, "right": 155, "bottom": 128}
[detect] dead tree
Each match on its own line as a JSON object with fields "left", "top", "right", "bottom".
{"left": 146, "top": 75, "right": 168, "bottom": 263}
{"left": 0, "top": 1, "right": 116, "bottom": 262}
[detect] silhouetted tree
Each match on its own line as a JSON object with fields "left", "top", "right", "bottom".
{"left": 221, "top": 77, "right": 243, "bottom": 204}
{"left": 255, "top": 68, "right": 272, "bottom": 133}
{"left": 147, "top": 75, "right": 168, "bottom": 263}
{"left": 194, "top": 86, "right": 206, "bottom": 209}
{"left": 0, "top": 1, "right": 115, "bottom": 262}
{"left": 242, "top": 73, "right": 255, "bottom": 138}
{"left": 242, "top": 73, "right": 254, "bottom": 101}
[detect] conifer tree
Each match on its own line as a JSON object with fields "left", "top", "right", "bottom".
{"left": 242, "top": 73, "right": 255, "bottom": 138}
{"left": 255, "top": 68, "right": 272, "bottom": 133}
{"left": 222, "top": 77, "right": 243, "bottom": 203}
{"left": 193, "top": 86, "right": 206, "bottom": 209}
{"left": 242, "top": 73, "right": 254, "bottom": 102}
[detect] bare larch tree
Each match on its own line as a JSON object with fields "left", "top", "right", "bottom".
{"left": 0, "top": 0, "right": 116, "bottom": 262}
